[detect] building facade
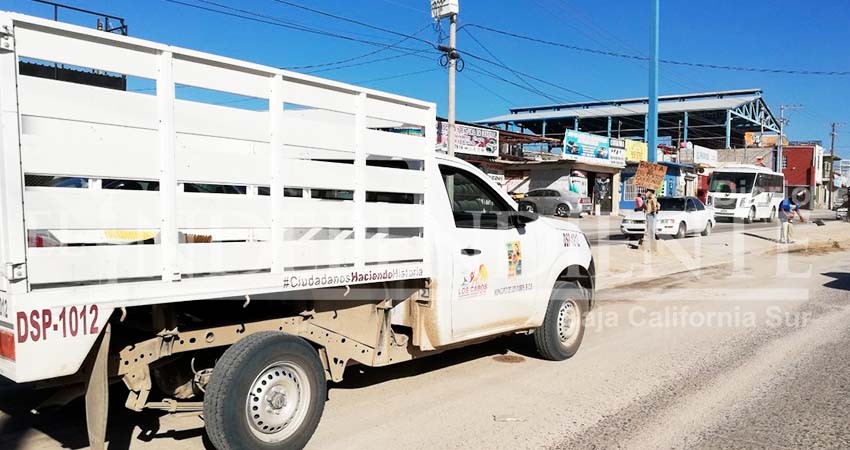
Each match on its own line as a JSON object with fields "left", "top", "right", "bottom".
{"left": 782, "top": 143, "right": 824, "bottom": 209}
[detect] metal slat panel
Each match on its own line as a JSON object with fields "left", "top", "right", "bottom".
{"left": 15, "top": 24, "right": 158, "bottom": 79}
{"left": 282, "top": 240, "right": 356, "bottom": 268}
{"left": 364, "top": 130, "right": 427, "bottom": 159}
{"left": 282, "top": 117, "right": 356, "bottom": 153}
{"left": 174, "top": 100, "right": 267, "bottom": 143}
{"left": 20, "top": 118, "right": 159, "bottom": 179}
{"left": 364, "top": 237, "right": 424, "bottom": 263}
{"left": 281, "top": 78, "right": 357, "bottom": 114}
{"left": 364, "top": 204, "right": 425, "bottom": 229}
{"left": 18, "top": 76, "right": 157, "bottom": 129}
{"left": 24, "top": 188, "right": 160, "bottom": 230}
{"left": 173, "top": 57, "right": 269, "bottom": 99}
{"left": 364, "top": 166, "right": 425, "bottom": 194}
{"left": 27, "top": 245, "right": 161, "bottom": 284}
{"left": 176, "top": 194, "right": 269, "bottom": 229}
{"left": 178, "top": 242, "right": 270, "bottom": 275}
{"left": 365, "top": 96, "right": 430, "bottom": 126}
{"left": 281, "top": 199, "right": 354, "bottom": 229}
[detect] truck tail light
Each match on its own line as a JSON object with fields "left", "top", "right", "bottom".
{"left": 0, "top": 330, "right": 15, "bottom": 361}
{"left": 27, "top": 231, "right": 61, "bottom": 248}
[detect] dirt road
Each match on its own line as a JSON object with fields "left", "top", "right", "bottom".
{"left": 1, "top": 249, "right": 849, "bottom": 450}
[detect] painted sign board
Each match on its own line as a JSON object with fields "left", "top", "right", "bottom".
{"left": 625, "top": 139, "right": 648, "bottom": 162}
{"left": 634, "top": 161, "right": 668, "bottom": 190}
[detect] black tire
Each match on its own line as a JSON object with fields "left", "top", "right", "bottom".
{"left": 675, "top": 222, "right": 687, "bottom": 239}
{"left": 745, "top": 207, "right": 756, "bottom": 224}
{"left": 520, "top": 202, "right": 537, "bottom": 214}
{"left": 768, "top": 207, "right": 777, "bottom": 223}
{"left": 204, "top": 332, "right": 326, "bottom": 450}
{"left": 534, "top": 281, "right": 589, "bottom": 361}
{"left": 701, "top": 220, "right": 712, "bottom": 236}
{"left": 555, "top": 203, "right": 570, "bottom": 217}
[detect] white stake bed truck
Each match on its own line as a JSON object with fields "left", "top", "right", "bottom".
{"left": 0, "top": 12, "right": 595, "bottom": 450}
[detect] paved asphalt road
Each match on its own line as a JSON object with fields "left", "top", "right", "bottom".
{"left": 1, "top": 242, "right": 849, "bottom": 450}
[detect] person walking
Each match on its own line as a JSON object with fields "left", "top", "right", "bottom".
{"left": 778, "top": 195, "right": 805, "bottom": 243}
{"left": 643, "top": 189, "right": 661, "bottom": 252}
{"left": 634, "top": 192, "right": 645, "bottom": 212}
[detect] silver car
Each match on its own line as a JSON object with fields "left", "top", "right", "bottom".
{"left": 517, "top": 188, "right": 592, "bottom": 217}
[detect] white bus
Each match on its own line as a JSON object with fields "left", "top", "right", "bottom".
{"left": 707, "top": 164, "right": 785, "bottom": 223}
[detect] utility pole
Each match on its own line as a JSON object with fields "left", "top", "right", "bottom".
{"left": 829, "top": 122, "right": 846, "bottom": 209}
{"left": 776, "top": 104, "right": 802, "bottom": 173}
{"left": 432, "top": 1, "right": 460, "bottom": 157}
{"left": 447, "top": 13, "right": 457, "bottom": 158}
{"left": 647, "top": 0, "right": 659, "bottom": 164}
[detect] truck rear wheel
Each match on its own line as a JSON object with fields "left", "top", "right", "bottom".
{"left": 534, "top": 281, "right": 589, "bottom": 361}
{"left": 204, "top": 332, "right": 326, "bottom": 450}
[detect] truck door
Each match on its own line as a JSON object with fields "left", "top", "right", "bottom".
{"left": 440, "top": 165, "right": 538, "bottom": 339}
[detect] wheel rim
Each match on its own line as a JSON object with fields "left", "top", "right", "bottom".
{"left": 557, "top": 300, "right": 580, "bottom": 344}
{"left": 556, "top": 205, "right": 568, "bottom": 216}
{"left": 246, "top": 362, "right": 312, "bottom": 443}
{"left": 749, "top": 208, "right": 756, "bottom": 221}
{"left": 679, "top": 223, "right": 686, "bottom": 237}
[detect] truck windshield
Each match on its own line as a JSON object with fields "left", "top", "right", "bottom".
{"left": 709, "top": 172, "right": 756, "bottom": 194}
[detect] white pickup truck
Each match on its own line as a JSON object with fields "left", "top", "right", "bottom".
{"left": 0, "top": 12, "right": 595, "bottom": 450}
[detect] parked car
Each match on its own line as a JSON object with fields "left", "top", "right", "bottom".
{"left": 517, "top": 188, "right": 592, "bottom": 217}
{"left": 620, "top": 196, "right": 715, "bottom": 239}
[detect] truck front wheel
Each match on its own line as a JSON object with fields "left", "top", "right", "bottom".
{"left": 204, "top": 332, "right": 326, "bottom": 450}
{"left": 534, "top": 281, "right": 589, "bottom": 361}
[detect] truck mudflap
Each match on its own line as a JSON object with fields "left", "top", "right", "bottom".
{"left": 0, "top": 290, "right": 14, "bottom": 380}
{"left": 0, "top": 292, "right": 114, "bottom": 383}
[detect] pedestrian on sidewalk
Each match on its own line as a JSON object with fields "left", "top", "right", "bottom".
{"left": 778, "top": 195, "right": 805, "bottom": 243}
{"left": 634, "top": 192, "right": 645, "bottom": 212}
{"left": 643, "top": 189, "right": 661, "bottom": 251}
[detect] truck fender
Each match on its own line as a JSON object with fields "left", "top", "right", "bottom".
{"left": 531, "top": 253, "right": 595, "bottom": 326}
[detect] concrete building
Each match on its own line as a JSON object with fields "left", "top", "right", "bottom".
{"left": 782, "top": 142, "right": 824, "bottom": 209}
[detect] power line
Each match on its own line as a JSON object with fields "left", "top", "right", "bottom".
{"left": 306, "top": 49, "right": 437, "bottom": 74}
{"left": 354, "top": 68, "right": 439, "bottom": 84}
{"left": 462, "top": 28, "right": 560, "bottom": 103}
{"left": 268, "top": 0, "right": 437, "bottom": 50}
{"left": 162, "top": 0, "right": 428, "bottom": 55}
{"left": 460, "top": 71, "right": 518, "bottom": 106}
{"left": 284, "top": 24, "right": 432, "bottom": 70}
{"left": 464, "top": 24, "right": 850, "bottom": 76}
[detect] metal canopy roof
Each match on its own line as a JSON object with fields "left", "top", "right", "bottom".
{"left": 475, "top": 89, "right": 780, "bottom": 150}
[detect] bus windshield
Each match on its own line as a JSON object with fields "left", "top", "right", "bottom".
{"left": 709, "top": 172, "right": 756, "bottom": 194}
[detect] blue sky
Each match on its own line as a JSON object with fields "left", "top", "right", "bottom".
{"left": 6, "top": 0, "right": 850, "bottom": 156}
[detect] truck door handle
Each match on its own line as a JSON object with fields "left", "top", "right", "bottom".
{"left": 460, "top": 248, "right": 481, "bottom": 256}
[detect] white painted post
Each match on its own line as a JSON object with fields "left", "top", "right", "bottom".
{"left": 423, "top": 106, "right": 438, "bottom": 273}
{"left": 353, "top": 92, "right": 367, "bottom": 268}
{"left": 270, "top": 74, "right": 285, "bottom": 273}
{"left": 0, "top": 18, "right": 28, "bottom": 293}
{"left": 157, "top": 51, "right": 179, "bottom": 281}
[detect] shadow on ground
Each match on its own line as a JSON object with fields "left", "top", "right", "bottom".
{"left": 822, "top": 272, "right": 850, "bottom": 292}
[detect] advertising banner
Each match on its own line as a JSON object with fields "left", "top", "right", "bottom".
{"left": 693, "top": 144, "right": 718, "bottom": 167}
{"left": 562, "top": 130, "right": 623, "bottom": 167}
{"left": 436, "top": 122, "right": 499, "bottom": 158}
{"left": 609, "top": 138, "right": 626, "bottom": 167}
{"left": 624, "top": 139, "right": 648, "bottom": 162}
